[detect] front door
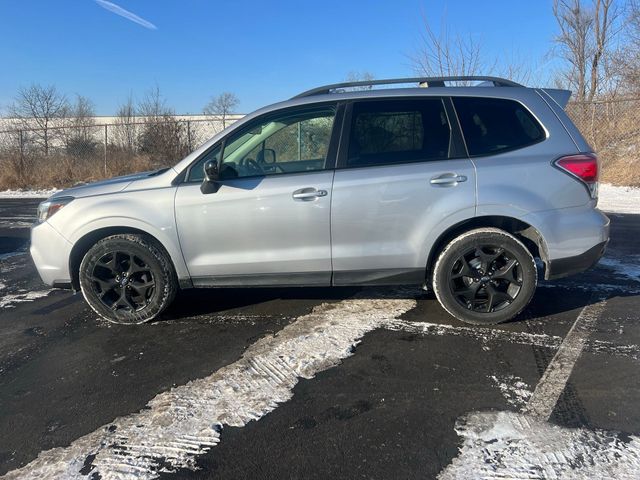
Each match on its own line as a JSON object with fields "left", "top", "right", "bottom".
{"left": 175, "top": 104, "right": 340, "bottom": 286}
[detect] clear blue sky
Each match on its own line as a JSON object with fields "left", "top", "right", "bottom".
{"left": 0, "top": 0, "right": 559, "bottom": 115}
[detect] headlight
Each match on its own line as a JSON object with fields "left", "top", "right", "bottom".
{"left": 37, "top": 196, "right": 74, "bottom": 223}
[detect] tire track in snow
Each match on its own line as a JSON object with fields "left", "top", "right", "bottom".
{"left": 1, "top": 294, "right": 416, "bottom": 479}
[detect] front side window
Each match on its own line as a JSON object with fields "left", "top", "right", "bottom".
{"left": 452, "top": 97, "right": 545, "bottom": 156}
{"left": 186, "top": 145, "right": 221, "bottom": 182}
{"left": 218, "top": 106, "right": 336, "bottom": 179}
{"left": 347, "top": 98, "right": 452, "bottom": 167}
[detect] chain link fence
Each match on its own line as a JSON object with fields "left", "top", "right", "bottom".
{"left": 0, "top": 116, "right": 239, "bottom": 190}
{"left": 1, "top": 99, "right": 639, "bottom": 190}
{"left": 566, "top": 97, "right": 640, "bottom": 186}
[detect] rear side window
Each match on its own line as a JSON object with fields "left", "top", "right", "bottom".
{"left": 347, "top": 99, "right": 452, "bottom": 167}
{"left": 452, "top": 97, "right": 545, "bottom": 156}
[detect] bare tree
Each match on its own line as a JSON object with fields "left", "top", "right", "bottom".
{"left": 64, "top": 95, "right": 97, "bottom": 154}
{"left": 113, "top": 94, "right": 138, "bottom": 152}
{"left": 411, "top": 16, "right": 493, "bottom": 81}
{"left": 137, "top": 86, "right": 188, "bottom": 165}
{"left": 8, "top": 84, "right": 69, "bottom": 156}
{"left": 203, "top": 92, "right": 239, "bottom": 129}
{"left": 552, "top": 0, "right": 622, "bottom": 101}
{"left": 344, "top": 71, "right": 375, "bottom": 90}
{"left": 619, "top": 0, "right": 640, "bottom": 93}
{"left": 138, "top": 85, "right": 173, "bottom": 121}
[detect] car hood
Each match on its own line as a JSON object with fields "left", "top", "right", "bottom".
{"left": 51, "top": 169, "right": 170, "bottom": 199}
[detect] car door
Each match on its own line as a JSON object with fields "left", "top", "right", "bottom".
{"left": 174, "top": 103, "right": 342, "bottom": 286}
{"left": 330, "top": 97, "right": 476, "bottom": 285}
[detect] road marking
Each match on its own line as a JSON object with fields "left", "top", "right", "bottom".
{"left": 388, "top": 317, "right": 640, "bottom": 361}
{"left": 388, "top": 318, "right": 564, "bottom": 350}
{"left": 523, "top": 295, "right": 607, "bottom": 420}
{"left": 1, "top": 294, "right": 416, "bottom": 479}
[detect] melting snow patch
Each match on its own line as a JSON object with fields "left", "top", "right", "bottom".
{"left": 490, "top": 375, "right": 532, "bottom": 408}
{"left": 0, "top": 250, "right": 27, "bottom": 261}
{"left": 387, "top": 319, "right": 563, "bottom": 350}
{"left": 1, "top": 294, "right": 416, "bottom": 479}
{"left": 0, "top": 188, "right": 59, "bottom": 199}
{"left": 0, "top": 290, "right": 51, "bottom": 308}
{"left": 598, "top": 184, "right": 640, "bottom": 214}
{"left": 438, "top": 411, "right": 640, "bottom": 479}
{"left": 598, "top": 256, "right": 640, "bottom": 282}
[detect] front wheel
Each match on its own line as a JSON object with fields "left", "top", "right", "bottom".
{"left": 79, "top": 234, "right": 177, "bottom": 324}
{"left": 432, "top": 228, "right": 537, "bottom": 325}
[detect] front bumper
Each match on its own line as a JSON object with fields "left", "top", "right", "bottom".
{"left": 546, "top": 240, "right": 608, "bottom": 280}
{"left": 30, "top": 221, "right": 73, "bottom": 287}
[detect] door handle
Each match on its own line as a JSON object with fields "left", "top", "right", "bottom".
{"left": 430, "top": 173, "right": 467, "bottom": 186}
{"left": 292, "top": 188, "right": 328, "bottom": 200}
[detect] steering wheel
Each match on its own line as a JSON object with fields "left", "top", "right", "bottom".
{"left": 242, "top": 158, "right": 264, "bottom": 175}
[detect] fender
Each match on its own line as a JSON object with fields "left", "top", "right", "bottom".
{"left": 47, "top": 187, "right": 191, "bottom": 283}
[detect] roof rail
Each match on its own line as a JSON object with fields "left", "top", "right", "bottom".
{"left": 293, "top": 76, "right": 524, "bottom": 98}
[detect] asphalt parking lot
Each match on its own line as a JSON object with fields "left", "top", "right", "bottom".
{"left": 0, "top": 199, "right": 639, "bottom": 479}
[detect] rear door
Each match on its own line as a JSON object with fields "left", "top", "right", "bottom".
{"left": 330, "top": 97, "right": 476, "bottom": 285}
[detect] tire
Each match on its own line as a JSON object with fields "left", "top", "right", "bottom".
{"left": 79, "top": 234, "right": 177, "bottom": 324}
{"left": 432, "top": 228, "right": 537, "bottom": 325}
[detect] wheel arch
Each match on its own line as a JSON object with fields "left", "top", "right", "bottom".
{"left": 69, "top": 227, "right": 188, "bottom": 291}
{"left": 425, "top": 215, "right": 549, "bottom": 284}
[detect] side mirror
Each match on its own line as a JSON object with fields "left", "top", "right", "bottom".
{"left": 201, "top": 160, "right": 221, "bottom": 194}
{"left": 204, "top": 160, "right": 219, "bottom": 182}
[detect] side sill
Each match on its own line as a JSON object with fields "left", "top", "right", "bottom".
{"left": 191, "top": 272, "right": 330, "bottom": 288}
{"left": 332, "top": 268, "right": 425, "bottom": 286}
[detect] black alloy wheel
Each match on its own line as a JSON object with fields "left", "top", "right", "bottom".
{"left": 449, "top": 245, "right": 523, "bottom": 313}
{"left": 432, "top": 228, "right": 537, "bottom": 325}
{"left": 90, "top": 251, "right": 156, "bottom": 313}
{"left": 79, "top": 234, "right": 177, "bottom": 324}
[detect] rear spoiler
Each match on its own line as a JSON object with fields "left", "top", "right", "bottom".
{"left": 540, "top": 88, "right": 572, "bottom": 109}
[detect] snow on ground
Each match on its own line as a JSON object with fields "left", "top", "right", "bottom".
{"left": 598, "top": 184, "right": 640, "bottom": 214}
{"left": 490, "top": 374, "right": 532, "bottom": 409}
{"left": 0, "top": 250, "right": 27, "bottom": 261}
{"left": 438, "top": 411, "right": 640, "bottom": 480}
{"left": 599, "top": 255, "right": 640, "bottom": 282}
{"left": 0, "top": 289, "right": 51, "bottom": 308}
{"left": 0, "top": 188, "right": 59, "bottom": 199}
{"left": 2, "top": 294, "right": 417, "bottom": 479}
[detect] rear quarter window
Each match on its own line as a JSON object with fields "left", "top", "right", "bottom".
{"left": 452, "top": 97, "right": 545, "bottom": 156}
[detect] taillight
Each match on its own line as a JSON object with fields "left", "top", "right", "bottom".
{"left": 554, "top": 154, "right": 599, "bottom": 199}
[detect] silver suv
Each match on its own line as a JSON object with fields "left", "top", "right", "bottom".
{"left": 31, "top": 76, "right": 610, "bottom": 325}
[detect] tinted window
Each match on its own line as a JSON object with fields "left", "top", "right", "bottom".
{"left": 453, "top": 97, "right": 545, "bottom": 156}
{"left": 219, "top": 107, "right": 335, "bottom": 179}
{"left": 347, "top": 99, "right": 451, "bottom": 167}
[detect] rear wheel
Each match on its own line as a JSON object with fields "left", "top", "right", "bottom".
{"left": 79, "top": 234, "right": 177, "bottom": 324}
{"left": 432, "top": 228, "right": 537, "bottom": 325}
